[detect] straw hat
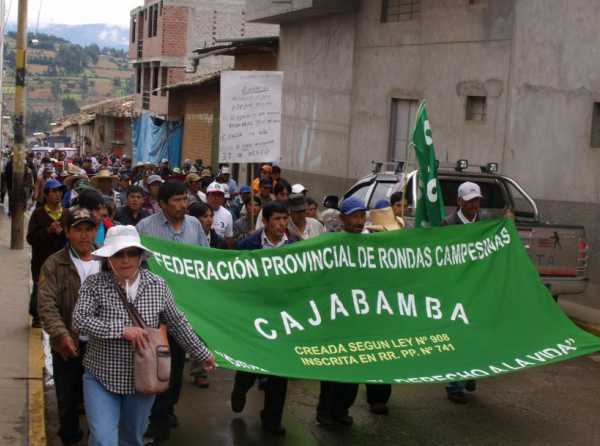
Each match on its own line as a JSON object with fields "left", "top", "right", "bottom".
{"left": 366, "top": 207, "right": 405, "bottom": 232}
{"left": 91, "top": 169, "right": 118, "bottom": 188}
{"left": 92, "top": 225, "right": 153, "bottom": 260}
{"left": 63, "top": 165, "right": 89, "bottom": 188}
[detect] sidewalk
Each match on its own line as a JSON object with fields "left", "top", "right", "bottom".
{"left": 0, "top": 212, "right": 37, "bottom": 445}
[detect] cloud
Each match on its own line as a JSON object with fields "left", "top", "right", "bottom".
{"left": 8, "top": 0, "right": 143, "bottom": 27}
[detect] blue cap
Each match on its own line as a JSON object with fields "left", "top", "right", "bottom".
{"left": 340, "top": 197, "right": 367, "bottom": 215}
{"left": 44, "top": 179, "right": 66, "bottom": 192}
{"left": 374, "top": 199, "right": 390, "bottom": 209}
{"left": 240, "top": 185, "right": 251, "bottom": 193}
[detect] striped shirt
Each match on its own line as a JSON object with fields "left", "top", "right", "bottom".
{"left": 136, "top": 211, "right": 209, "bottom": 246}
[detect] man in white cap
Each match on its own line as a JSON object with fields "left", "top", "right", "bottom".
{"left": 442, "top": 182, "right": 483, "bottom": 402}
{"left": 442, "top": 181, "right": 513, "bottom": 404}
{"left": 444, "top": 181, "right": 483, "bottom": 225}
{"left": 206, "top": 181, "right": 234, "bottom": 246}
{"left": 218, "top": 165, "right": 238, "bottom": 197}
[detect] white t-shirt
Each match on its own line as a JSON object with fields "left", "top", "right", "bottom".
{"left": 70, "top": 251, "right": 101, "bottom": 341}
{"left": 70, "top": 251, "right": 101, "bottom": 284}
{"left": 300, "top": 217, "right": 325, "bottom": 240}
{"left": 212, "top": 206, "right": 233, "bottom": 238}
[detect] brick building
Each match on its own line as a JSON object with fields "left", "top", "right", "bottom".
{"left": 51, "top": 96, "right": 134, "bottom": 156}
{"left": 128, "top": 0, "right": 278, "bottom": 117}
{"left": 165, "top": 36, "right": 279, "bottom": 167}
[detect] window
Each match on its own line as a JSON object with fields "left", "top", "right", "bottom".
{"left": 114, "top": 119, "right": 125, "bottom": 142}
{"left": 389, "top": 98, "right": 419, "bottom": 161}
{"left": 147, "top": 5, "right": 158, "bottom": 38}
{"left": 381, "top": 0, "right": 420, "bottom": 23}
{"left": 591, "top": 102, "right": 600, "bottom": 148}
{"left": 152, "top": 4, "right": 159, "bottom": 36}
{"left": 465, "top": 96, "right": 487, "bottom": 122}
{"left": 131, "top": 16, "right": 137, "bottom": 43}
{"left": 152, "top": 65, "right": 159, "bottom": 95}
{"left": 161, "top": 67, "right": 168, "bottom": 97}
{"left": 135, "top": 65, "right": 142, "bottom": 94}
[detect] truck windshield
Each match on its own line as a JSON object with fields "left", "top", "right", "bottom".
{"left": 504, "top": 181, "right": 536, "bottom": 219}
{"left": 369, "top": 180, "right": 414, "bottom": 208}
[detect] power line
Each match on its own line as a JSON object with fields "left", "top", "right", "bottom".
{"left": 34, "top": 0, "right": 42, "bottom": 34}
{"left": 4, "top": 0, "right": 14, "bottom": 31}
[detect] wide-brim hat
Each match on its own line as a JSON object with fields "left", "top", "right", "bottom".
{"left": 92, "top": 225, "right": 153, "bottom": 260}
{"left": 64, "top": 165, "right": 89, "bottom": 188}
{"left": 91, "top": 169, "right": 118, "bottom": 187}
{"left": 366, "top": 207, "right": 405, "bottom": 232}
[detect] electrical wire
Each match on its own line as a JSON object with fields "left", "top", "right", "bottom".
{"left": 4, "top": 0, "right": 14, "bottom": 32}
{"left": 35, "top": 0, "right": 43, "bottom": 35}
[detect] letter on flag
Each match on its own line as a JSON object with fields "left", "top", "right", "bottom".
{"left": 411, "top": 101, "right": 446, "bottom": 228}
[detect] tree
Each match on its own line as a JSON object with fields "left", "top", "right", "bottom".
{"left": 26, "top": 109, "right": 54, "bottom": 134}
{"left": 79, "top": 75, "right": 89, "bottom": 99}
{"left": 62, "top": 97, "right": 80, "bottom": 115}
{"left": 51, "top": 79, "right": 61, "bottom": 99}
{"left": 84, "top": 44, "right": 101, "bottom": 65}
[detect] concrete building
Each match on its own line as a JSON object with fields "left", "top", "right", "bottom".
{"left": 128, "top": 0, "right": 278, "bottom": 117}
{"left": 247, "top": 0, "right": 600, "bottom": 298}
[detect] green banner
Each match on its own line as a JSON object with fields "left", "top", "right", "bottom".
{"left": 142, "top": 219, "right": 600, "bottom": 384}
{"left": 412, "top": 101, "right": 446, "bottom": 228}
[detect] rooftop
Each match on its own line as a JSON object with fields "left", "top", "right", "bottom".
{"left": 192, "top": 36, "right": 279, "bottom": 61}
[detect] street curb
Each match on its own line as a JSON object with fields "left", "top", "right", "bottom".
{"left": 28, "top": 327, "right": 46, "bottom": 446}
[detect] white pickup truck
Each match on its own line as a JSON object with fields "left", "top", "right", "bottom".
{"left": 342, "top": 165, "right": 588, "bottom": 298}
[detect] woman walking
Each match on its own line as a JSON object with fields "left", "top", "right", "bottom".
{"left": 73, "top": 225, "right": 215, "bottom": 446}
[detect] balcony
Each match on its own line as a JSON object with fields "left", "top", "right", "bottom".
{"left": 246, "top": 0, "right": 359, "bottom": 24}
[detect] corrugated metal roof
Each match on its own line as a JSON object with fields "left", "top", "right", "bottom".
{"left": 159, "top": 71, "right": 221, "bottom": 92}
{"left": 81, "top": 95, "right": 135, "bottom": 118}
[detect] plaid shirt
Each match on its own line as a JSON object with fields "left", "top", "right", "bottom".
{"left": 72, "top": 269, "right": 211, "bottom": 394}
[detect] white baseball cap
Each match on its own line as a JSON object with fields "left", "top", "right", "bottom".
{"left": 458, "top": 182, "right": 483, "bottom": 201}
{"left": 291, "top": 183, "right": 306, "bottom": 194}
{"left": 220, "top": 166, "right": 231, "bottom": 175}
{"left": 207, "top": 181, "right": 227, "bottom": 194}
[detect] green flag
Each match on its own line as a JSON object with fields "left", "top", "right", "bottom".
{"left": 142, "top": 219, "right": 600, "bottom": 384}
{"left": 412, "top": 101, "right": 446, "bottom": 227}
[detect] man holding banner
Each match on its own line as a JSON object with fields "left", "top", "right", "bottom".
{"left": 230, "top": 201, "right": 293, "bottom": 435}
{"left": 316, "top": 197, "right": 367, "bottom": 426}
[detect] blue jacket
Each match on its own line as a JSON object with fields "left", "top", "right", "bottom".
{"left": 236, "top": 230, "right": 294, "bottom": 250}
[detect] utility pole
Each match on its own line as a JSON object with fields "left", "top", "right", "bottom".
{"left": 0, "top": 0, "right": 5, "bottom": 150}
{"left": 11, "top": 0, "right": 28, "bottom": 249}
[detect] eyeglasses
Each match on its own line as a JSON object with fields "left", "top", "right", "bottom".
{"left": 112, "top": 248, "right": 143, "bottom": 259}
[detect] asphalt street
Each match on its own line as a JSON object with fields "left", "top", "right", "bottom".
{"left": 45, "top": 354, "right": 600, "bottom": 446}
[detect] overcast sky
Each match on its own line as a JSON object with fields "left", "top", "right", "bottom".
{"left": 7, "top": 0, "right": 143, "bottom": 27}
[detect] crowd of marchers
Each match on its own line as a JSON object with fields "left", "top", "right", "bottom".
{"left": 8, "top": 150, "right": 492, "bottom": 445}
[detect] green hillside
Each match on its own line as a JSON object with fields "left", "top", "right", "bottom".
{"left": 2, "top": 31, "right": 134, "bottom": 134}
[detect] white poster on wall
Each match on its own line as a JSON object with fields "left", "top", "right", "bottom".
{"left": 219, "top": 70, "right": 283, "bottom": 163}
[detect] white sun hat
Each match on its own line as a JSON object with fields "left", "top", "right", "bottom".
{"left": 92, "top": 225, "right": 153, "bottom": 260}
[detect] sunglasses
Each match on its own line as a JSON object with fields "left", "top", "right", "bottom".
{"left": 112, "top": 248, "right": 143, "bottom": 259}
